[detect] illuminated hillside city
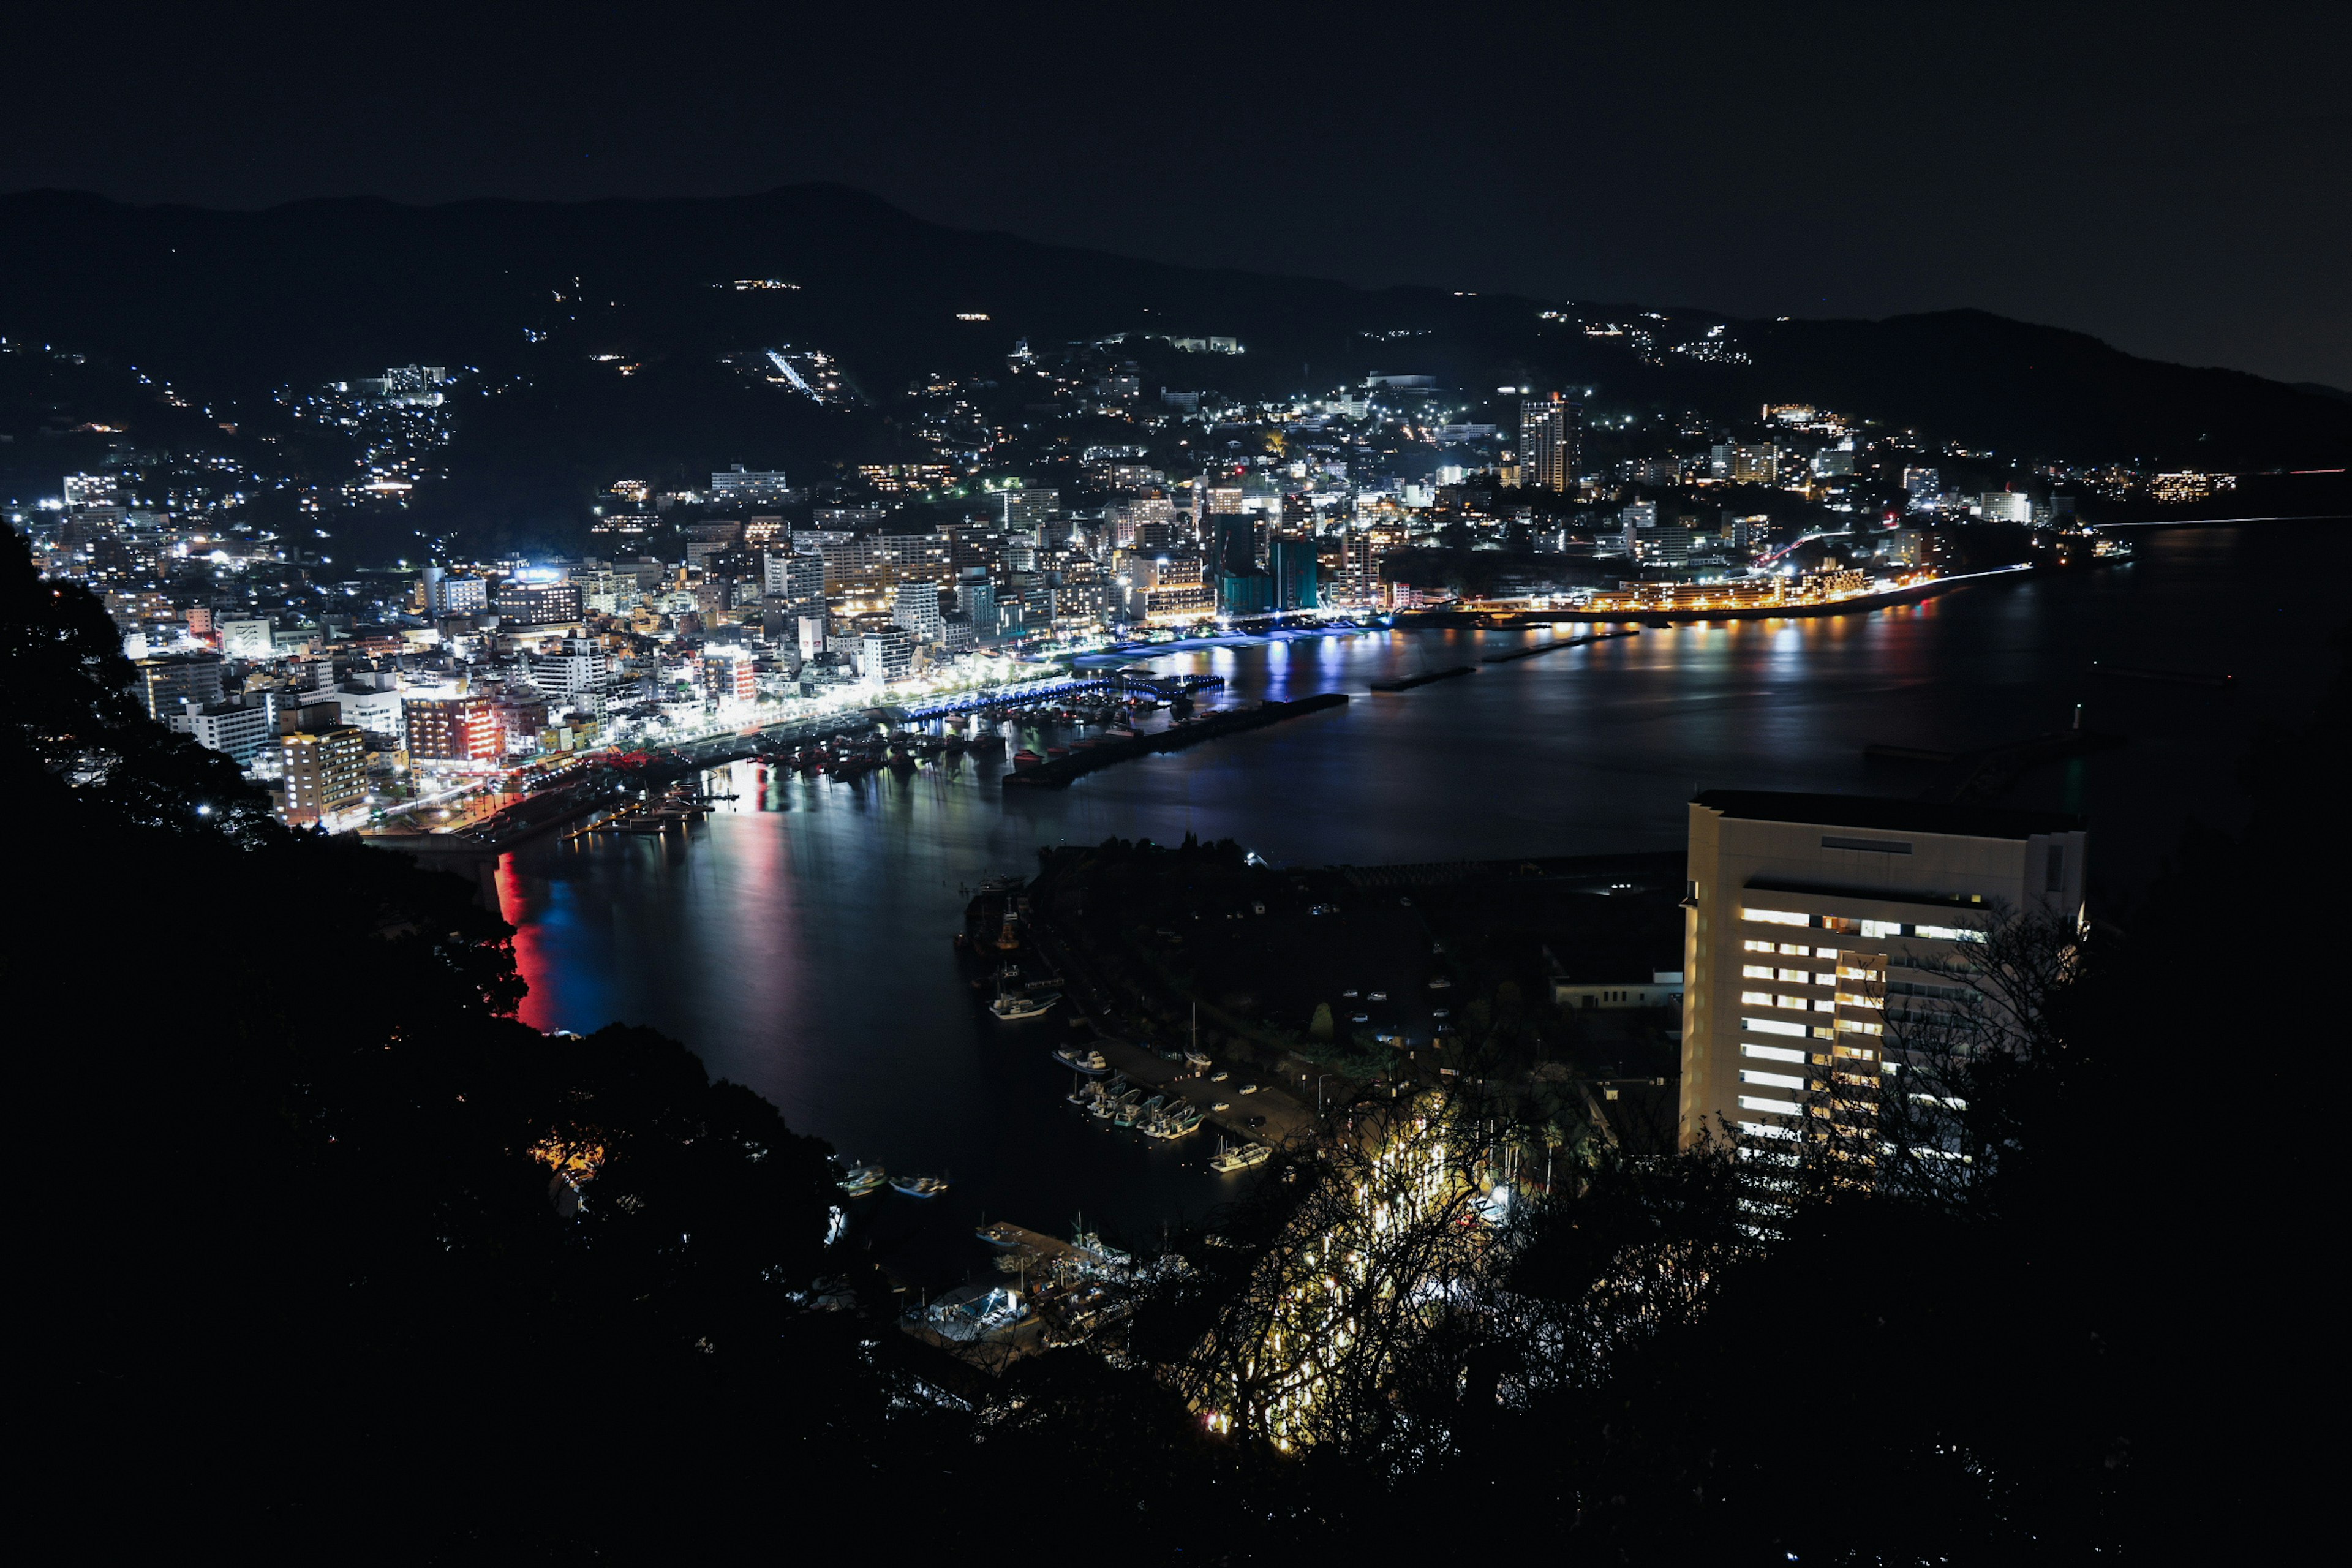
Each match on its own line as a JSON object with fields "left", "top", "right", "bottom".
{"left": 15, "top": 339, "right": 2152, "bottom": 835}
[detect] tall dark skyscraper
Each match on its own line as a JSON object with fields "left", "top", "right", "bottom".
{"left": 1519, "top": 393, "right": 1581, "bottom": 492}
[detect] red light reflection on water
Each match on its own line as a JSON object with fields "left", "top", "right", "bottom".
{"left": 495, "top": 853, "right": 559, "bottom": 1030}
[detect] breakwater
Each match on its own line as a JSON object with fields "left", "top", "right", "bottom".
{"left": 1003, "top": 692, "right": 1350, "bottom": 788}
{"left": 1479, "top": 628, "right": 1643, "bottom": 664}
{"left": 1368, "top": 665, "right": 1477, "bottom": 693}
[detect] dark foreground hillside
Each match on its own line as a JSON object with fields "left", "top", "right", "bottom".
{"left": 13, "top": 522, "right": 2338, "bottom": 1560}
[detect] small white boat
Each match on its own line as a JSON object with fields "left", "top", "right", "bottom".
{"left": 837, "top": 1165, "right": 887, "bottom": 1196}
{"left": 1183, "top": 1050, "right": 1213, "bottom": 1070}
{"left": 1209, "top": 1142, "right": 1272, "bottom": 1174}
{"left": 892, "top": 1174, "right": 949, "bottom": 1198}
{"left": 992, "top": 990, "right": 1060, "bottom": 1020}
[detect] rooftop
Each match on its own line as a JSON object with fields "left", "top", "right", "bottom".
{"left": 1692, "top": 790, "right": 2082, "bottom": 842}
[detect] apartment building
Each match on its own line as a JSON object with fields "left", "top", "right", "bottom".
{"left": 1679, "top": 791, "right": 2086, "bottom": 1150}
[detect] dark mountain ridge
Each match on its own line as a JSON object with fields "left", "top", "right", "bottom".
{"left": 1, "top": 184, "right": 2342, "bottom": 492}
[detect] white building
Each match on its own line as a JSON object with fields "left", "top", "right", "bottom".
{"left": 530, "top": 638, "right": 610, "bottom": 717}
{"left": 1679, "top": 791, "right": 2085, "bottom": 1152}
{"left": 218, "top": 619, "right": 277, "bottom": 660}
{"left": 892, "top": 580, "right": 944, "bottom": 644}
{"left": 168, "top": 696, "right": 280, "bottom": 763}
{"left": 711, "top": 465, "right": 791, "bottom": 505}
{"left": 859, "top": 627, "right": 914, "bottom": 685}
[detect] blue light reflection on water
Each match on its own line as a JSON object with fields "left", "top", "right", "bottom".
{"left": 496, "top": 524, "right": 2320, "bottom": 1281}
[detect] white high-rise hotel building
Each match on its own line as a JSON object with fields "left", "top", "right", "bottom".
{"left": 1679, "top": 791, "right": 2087, "bottom": 1150}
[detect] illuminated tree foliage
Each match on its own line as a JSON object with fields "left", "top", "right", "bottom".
{"left": 1175, "top": 1109, "right": 1494, "bottom": 1458}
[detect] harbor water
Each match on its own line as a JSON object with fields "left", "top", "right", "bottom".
{"left": 496, "top": 520, "right": 2333, "bottom": 1283}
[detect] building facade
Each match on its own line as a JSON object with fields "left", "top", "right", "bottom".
{"left": 404, "top": 697, "right": 500, "bottom": 764}
{"left": 1518, "top": 393, "right": 1581, "bottom": 493}
{"left": 1678, "top": 791, "right": 2086, "bottom": 1151}
{"left": 281, "top": 727, "right": 369, "bottom": 827}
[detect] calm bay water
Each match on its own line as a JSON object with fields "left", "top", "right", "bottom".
{"left": 497, "top": 522, "right": 2328, "bottom": 1278}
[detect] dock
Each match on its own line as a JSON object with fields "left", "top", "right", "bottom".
{"left": 1368, "top": 665, "right": 1475, "bottom": 692}
{"left": 1479, "top": 628, "right": 1641, "bottom": 664}
{"left": 1003, "top": 691, "right": 1348, "bottom": 788}
{"left": 1082, "top": 1036, "right": 1315, "bottom": 1148}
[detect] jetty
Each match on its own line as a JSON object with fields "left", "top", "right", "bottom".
{"left": 1003, "top": 692, "right": 1348, "bottom": 788}
{"left": 1479, "top": 628, "right": 1642, "bottom": 664}
{"left": 1368, "top": 665, "right": 1476, "bottom": 692}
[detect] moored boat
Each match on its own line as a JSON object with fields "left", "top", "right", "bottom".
{"left": 991, "top": 990, "right": 1060, "bottom": 1020}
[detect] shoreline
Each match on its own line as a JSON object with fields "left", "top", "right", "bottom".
{"left": 1403, "top": 563, "right": 2037, "bottom": 628}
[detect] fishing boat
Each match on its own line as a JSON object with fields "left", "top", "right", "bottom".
{"left": 1053, "top": 1046, "right": 1110, "bottom": 1076}
{"left": 1071, "top": 1218, "right": 1133, "bottom": 1267}
{"left": 837, "top": 1165, "right": 888, "bottom": 1196}
{"left": 976, "top": 1221, "right": 1023, "bottom": 1248}
{"left": 891, "top": 1174, "right": 949, "bottom": 1198}
{"left": 990, "top": 990, "right": 1060, "bottom": 1020}
{"left": 1209, "top": 1142, "right": 1272, "bottom": 1174}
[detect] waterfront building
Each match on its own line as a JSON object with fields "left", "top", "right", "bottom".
{"left": 404, "top": 697, "right": 500, "bottom": 764}
{"left": 1628, "top": 526, "right": 1701, "bottom": 565}
{"left": 1136, "top": 554, "right": 1213, "bottom": 625}
{"left": 280, "top": 727, "right": 368, "bottom": 827}
{"left": 1678, "top": 791, "right": 2086, "bottom": 1152}
{"left": 701, "top": 650, "right": 756, "bottom": 704}
{"left": 1219, "top": 568, "right": 1275, "bottom": 617}
{"left": 1518, "top": 393, "right": 1580, "bottom": 492}
{"left": 1270, "top": 537, "right": 1319, "bottom": 611}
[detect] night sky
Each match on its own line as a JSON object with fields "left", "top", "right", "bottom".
{"left": 12, "top": 2, "right": 2347, "bottom": 387}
